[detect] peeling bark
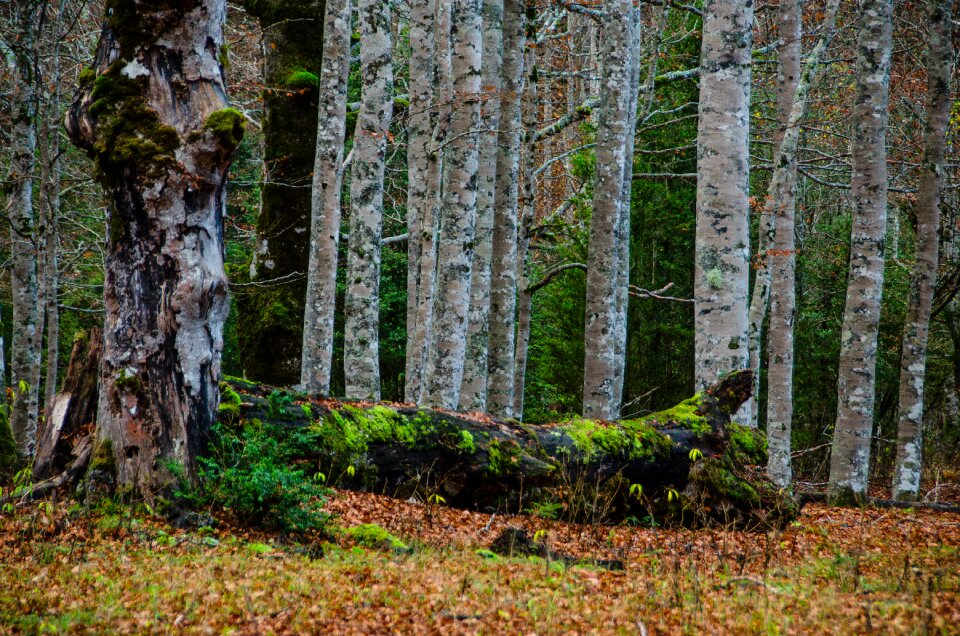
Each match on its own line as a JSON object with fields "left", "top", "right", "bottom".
{"left": 828, "top": 0, "right": 893, "bottom": 505}
{"left": 892, "top": 0, "right": 953, "bottom": 501}
{"left": 301, "top": 0, "right": 352, "bottom": 396}
{"left": 65, "top": 0, "right": 243, "bottom": 491}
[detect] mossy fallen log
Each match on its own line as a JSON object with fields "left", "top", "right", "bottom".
{"left": 223, "top": 370, "right": 797, "bottom": 529}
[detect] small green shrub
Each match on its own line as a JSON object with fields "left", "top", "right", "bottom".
{"left": 180, "top": 422, "right": 329, "bottom": 533}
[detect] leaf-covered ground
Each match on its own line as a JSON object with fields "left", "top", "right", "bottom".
{"left": 1, "top": 491, "right": 958, "bottom": 634}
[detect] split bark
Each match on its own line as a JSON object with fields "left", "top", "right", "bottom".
{"left": 66, "top": 0, "right": 243, "bottom": 491}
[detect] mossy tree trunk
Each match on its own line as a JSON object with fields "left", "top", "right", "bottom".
{"left": 65, "top": 0, "right": 244, "bottom": 492}
{"left": 226, "top": 369, "right": 797, "bottom": 528}
{"left": 237, "top": 0, "right": 325, "bottom": 386}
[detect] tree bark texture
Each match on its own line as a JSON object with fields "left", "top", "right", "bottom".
{"left": 65, "top": 0, "right": 244, "bottom": 491}
{"left": 404, "top": 0, "right": 438, "bottom": 403}
{"left": 225, "top": 369, "right": 796, "bottom": 528}
{"left": 4, "top": 1, "right": 42, "bottom": 458}
{"left": 892, "top": 0, "right": 953, "bottom": 501}
{"left": 828, "top": 0, "right": 893, "bottom": 505}
{"left": 693, "top": 0, "right": 754, "bottom": 415}
{"left": 300, "top": 0, "right": 352, "bottom": 396}
{"left": 343, "top": 0, "right": 394, "bottom": 401}
{"left": 459, "top": 0, "right": 505, "bottom": 412}
{"left": 485, "top": 0, "right": 526, "bottom": 418}
{"left": 765, "top": 0, "right": 842, "bottom": 488}
{"left": 583, "top": 0, "right": 641, "bottom": 420}
{"left": 424, "top": 0, "right": 483, "bottom": 409}
{"left": 236, "top": 0, "right": 324, "bottom": 386}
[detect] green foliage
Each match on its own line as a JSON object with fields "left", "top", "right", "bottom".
{"left": 218, "top": 382, "right": 243, "bottom": 419}
{"left": 183, "top": 421, "right": 330, "bottom": 533}
{"left": 344, "top": 523, "right": 409, "bottom": 552}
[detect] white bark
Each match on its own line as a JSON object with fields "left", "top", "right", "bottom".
{"left": 5, "top": 1, "right": 41, "bottom": 457}
{"left": 459, "top": 0, "right": 504, "bottom": 412}
{"left": 693, "top": 0, "right": 754, "bottom": 412}
{"left": 765, "top": 0, "right": 842, "bottom": 488}
{"left": 486, "top": 0, "right": 526, "bottom": 418}
{"left": 828, "top": 0, "right": 893, "bottom": 505}
{"left": 404, "top": 0, "right": 438, "bottom": 402}
{"left": 892, "top": 0, "right": 953, "bottom": 501}
{"left": 583, "top": 0, "right": 641, "bottom": 420}
{"left": 301, "top": 0, "right": 352, "bottom": 395}
{"left": 424, "top": 0, "right": 483, "bottom": 409}
{"left": 344, "top": 0, "right": 394, "bottom": 400}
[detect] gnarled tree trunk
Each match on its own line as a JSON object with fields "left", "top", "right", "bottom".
{"left": 66, "top": 0, "right": 243, "bottom": 491}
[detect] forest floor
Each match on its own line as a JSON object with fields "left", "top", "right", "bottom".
{"left": 0, "top": 490, "right": 958, "bottom": 635}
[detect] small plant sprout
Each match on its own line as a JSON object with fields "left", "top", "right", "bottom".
{"left": 667, "top": 488, "right": 679, "bottom": 502}
{"left": 314, "top": 472, "right": 327, "bottom": 484}
{"left": 534, "top": 529, "right": 548, "bottom": 544}
{"left": 629, "top": 483, "right": 643, "bottom": 499}
{"left": 688, "top": 448, "right": 703, "bottom": 462}
{"left": 428, "top": 493, "right": 446, "bottom": 505}
{"left": 346, "top": 465, "right": 356, "bottom": 478}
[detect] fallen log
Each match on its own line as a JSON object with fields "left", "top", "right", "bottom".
{"left": 223, "top": 370, "right": 798, "bottom": 529}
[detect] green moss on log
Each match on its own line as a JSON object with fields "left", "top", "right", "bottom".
{"left": 89, "top": 438, "right": 116, "bottom": 476}
{"left": 204, "top": 108, "right": 246, "bottom": 151}
{"left": 559, "top": 418, "right": 673, "bottom": 462}
{"left": 284, "top": 69, "right": 319, "bottom": 89}
{"left": 638, "top": 394, "right": 709, "bottom": 435}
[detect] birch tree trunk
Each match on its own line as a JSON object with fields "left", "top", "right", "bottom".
{"left": 827, "top": 0, "right": 893, "bottom": 506}
{"left": 486, "top": 0, "right": 526, "bottom": 418}
{"left": 5, "top": 1, "right": 41, "bottom": 458}
{"left": 424, "top": 0, "right": 483, "bottom": 409}
{"left": 406, "top": 0, "right": 451, "bottom": 404}
{"left": 403, "top": 0, "right": 438, "bottom": 403}
{"left": 65, "top": 0, "right": 243, "bottom": 491}
{"left": 583, "top": 0, "right": 641, "bottom": 420}
{"left": 459, "top": 0, "right": 504, "bottom": 412}
{"left": 300, "top": 0, "right": 352, "bottom": 396}
{"left": 693, "top": 0, "right": 754, "bottom": 414}
{"left": 41, "top": 51, "right": 63, "bottom": 417}
{"left": 343, "top": 0, "right": 394, "bottom": 400}
{"left": 892, "top": 0, "right": 953, "bottom": 501}
{"left": 511, "top": 24, "right": 539, "bottom": 420}
{"left": 236, "top": 0, "right": 324, "bottom": 386}
{"left": 765, "top": 0, "right": 842, "bottom": 488}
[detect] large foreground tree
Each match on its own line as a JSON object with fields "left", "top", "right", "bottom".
{"left": 66, "top": 0, "right": 244, "bottom": 491}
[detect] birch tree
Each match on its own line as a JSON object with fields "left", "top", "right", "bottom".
{"left": 459, "top": 0, "right": 504, "bottom": 412}
{"left": 765, "top": 0, "right": 842, "bottom": 487}
{"left": 582, "top": 0, "right": 641, "bottom": 420}
{"left": 300, "top": 0, "right": 352, "bottom": 395}
{"left": 828, "top": 0, "right": 893, "bottom": 505}
{"left": 693, "top": 0, "right": 754, "bottom": 409}
{"left": 424, "top": 0, "right": 483, "bottom": 409}
{"left": 65, "top": 0, "right": 244, "bottom": 490}
{"left": 892, "top": 0, "right": 954, "bottom": 500}
{"left": 343, "top": 0, "right": 394, "bottom": 400}
{"left": 404, "top": 0, "right": 438, "bottom": 403}
{"left": 486, "top": 0, "right": 526, "bottom": 417}
{"left": 4, "top": 0, "right": 41, "bottom": 457}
